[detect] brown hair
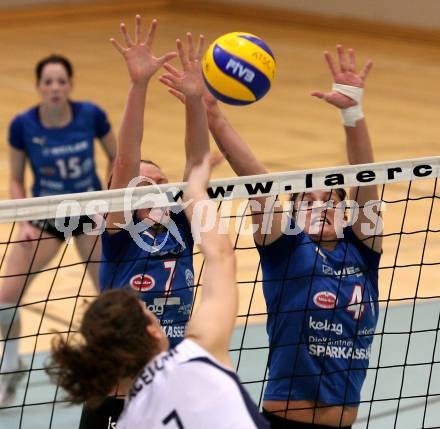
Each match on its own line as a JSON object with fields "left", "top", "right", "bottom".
{"left": 36, "top": 54, "right": 73, "bottom": 82}
{"left": 46, "top": 289, "right": 158, "bottom": 408}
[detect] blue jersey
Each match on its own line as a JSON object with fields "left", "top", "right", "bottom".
{"left": 257, "top": 224, "right": 380, "bottom": 406}
{"left": 9, "top": 101, "right": 111, "bottom": 197}
{"left": 100, "top": 212, "right": 194, "bottom": 347}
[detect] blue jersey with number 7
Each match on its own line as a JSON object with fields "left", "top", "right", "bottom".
{"left": 100, "top": 211, "right": 195, "bottom": 348}
{"left": 8, "top": 101, "right": 110, "bottom": 197}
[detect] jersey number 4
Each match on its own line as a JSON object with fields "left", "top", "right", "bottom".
{"left": 162, "top": 410, "right": 185, "bottom": 428}
{"left": 347, "top": 284, "right": 366, "bottom": 320}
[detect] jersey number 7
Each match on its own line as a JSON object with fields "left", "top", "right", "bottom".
{"left": 162, "top": 409, "right": 185, "bottom": 428}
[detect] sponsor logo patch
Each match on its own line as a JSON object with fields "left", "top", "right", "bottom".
{"left": 130, "top": 274, "right": 155, "bottom": 292}
{"left": 313, "top": 291, "right": 337, "bottom": 309}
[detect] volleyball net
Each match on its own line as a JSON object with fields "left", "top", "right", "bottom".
{"left": 0, "top": 156, "right": 439, "bottom": 428}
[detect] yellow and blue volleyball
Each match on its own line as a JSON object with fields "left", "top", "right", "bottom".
{"left": 202, "top": 32, "right": 276, "bottom": 105}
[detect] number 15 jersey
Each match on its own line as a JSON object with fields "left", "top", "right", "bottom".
{"left": 8, "top": 101, "right": 110, "bottom": 197}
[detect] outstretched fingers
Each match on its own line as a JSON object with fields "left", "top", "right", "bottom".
{"left": 145, "top": 18, "right": 158, "bottom": 50}
{"left": 187, "top": 32, "right": 195, "bottom": 62}
{"left": 336, "top": 44, "right": 347, "bottom": 72}
{"left": 360, "top": 59, "right": 373, "bottom": 81}
{"left": 324, "top": 51, "right": 338, "bottom": 79}
{"left": 159, "top": 73, "right": 178, "bottom": 88}
{"left": 310, "top": 90, "right": 327, "bottom": 100}
{"left": 168, "top": 88, "right": 186, "bottom": 104}
{"left": 195, "top": 34, "right": 205, "bottom": 61}
{"left": 176, "top": 38, "right": 189, "bottom": 69}
{"left": 120, "top": 22, "right": 133, "bottom": 47}
{"left": 163, "top": 62, "right": 181, "bottom": 77}
{"left": 110, "top": 37, "right": 125, "bottom": 55}
{"left": 157, "top": 51, "right": 178, "bottom": 68}
{"left": 347, "top": 48, "right": 356, "bottom": 72}
{"left": 134, "top": 14, "right": 142, "bottom": 44}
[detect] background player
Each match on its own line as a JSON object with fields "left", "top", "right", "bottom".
{"left": 0, "top": 54, "right": 116, "bottom": 406}
{"left": 48, "top": 149, "right": 270, "bottom": 429}
{"left": 78, "top": 16, "right": 210, "bottom": 428}
{"left": 166, "top": 45, "right": 381, "bottom": 427}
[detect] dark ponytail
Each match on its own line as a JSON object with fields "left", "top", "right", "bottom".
{"left": 46, "top": 289, "right": 158, "bottom": 408}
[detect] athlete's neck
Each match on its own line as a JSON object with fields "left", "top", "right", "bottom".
{"left": 39, "top": 102, "right": 72, "bottom": 128}
{"left": 108, "top": 377, "right": 134, "bottom": 397}
{"left": 319, "top": 241, "right": 338, "bottom": 252}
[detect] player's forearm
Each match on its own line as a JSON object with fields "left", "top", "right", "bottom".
{"left": 183, "top": 185, "right": 233, "bottom": 261}
{"left": 344, "top": 118, "right": 375, "bottom": 165}
{"left": 9, "top": 179, "right": 26, "bottom": 200}
{"left": 112, "top": 81, "right": 148, "bottom": 187}
{"left": 207, "top": 106, "right": 268, "bottom": 176}
{"left": 184, "top": 96, "right": 210, "bottom": 170}
{"left": 345, "top": 118, "right": 379, "bottom": 202}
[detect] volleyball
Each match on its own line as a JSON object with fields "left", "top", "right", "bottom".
{"left": 202, "top": 32, "right": 276, "bottom": 105}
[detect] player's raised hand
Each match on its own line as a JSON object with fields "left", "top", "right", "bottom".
{"left": 110, "top": 15, "right": 177, "bottom": 84}
{"left": 311, "top": 45, "right": 373, "bottom": 109}
{"left": 159, "top": 33, "right": 205, "bottom": 99}
{"left": 184, "top": 152, "right": 223, "bottom": 201}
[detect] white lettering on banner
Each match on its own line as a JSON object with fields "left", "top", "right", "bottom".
{"left": 309, "top": 316, "right": 343, "bottom": 336}
{"left": 308, "top": 344, "right": 372, "bottom": 360}
{"left": 3, "top": 157, "right": 438, "bottom": 225}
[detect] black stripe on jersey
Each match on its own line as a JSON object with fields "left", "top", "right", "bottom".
{"left": 186, "top": 357, "right": 270, "bottom": 429}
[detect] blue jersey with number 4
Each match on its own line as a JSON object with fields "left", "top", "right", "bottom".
{"left": 257, "top": 223, "right": 380, "bottom": 406}
{"left": 8, "top": 101, "right": 110, "bottom": 197}
{"left": 100, "top": 211, "right": 194, "bottom": 348}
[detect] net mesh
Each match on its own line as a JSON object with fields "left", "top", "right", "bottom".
{"left": 0, "top": 157, "right": 439, "bottom": 429}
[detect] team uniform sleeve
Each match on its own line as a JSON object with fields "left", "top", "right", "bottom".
{"left": 91, "top": 104, "right": 111, "bottom": 138}
{"left": 343, "top": 226, "right": 381, "bottom": 269}
{"left": 101, "top": 224, "right": 133, "bottom": 260}
{"left": 8, "top": 116, "right": 25, "bottom": 151}
{"left": 255, "top": 217, "right": 301, "bottom": 262}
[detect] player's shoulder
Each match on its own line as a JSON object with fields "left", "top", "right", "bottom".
{"left": 71, "top": 100, "right": 104, "bottom": 117}
{"left": 342, "top": 226, "right": 381, "bottom": 264}
{"left": 11, "top": 106, "right": 39, "bottom": 127}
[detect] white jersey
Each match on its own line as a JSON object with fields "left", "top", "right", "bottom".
{"left": 117, "top": 339, "right": 269, "bottom": 429}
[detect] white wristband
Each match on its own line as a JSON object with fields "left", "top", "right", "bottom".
{"left": 332, "top": 83, "right": 364, "bottom": 127}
